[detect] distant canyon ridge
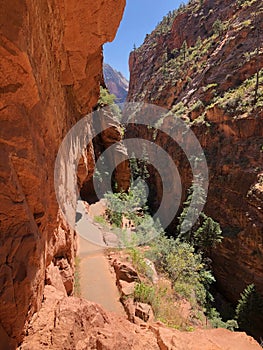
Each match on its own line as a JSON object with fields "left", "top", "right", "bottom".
{"left": 103, "top": 63, "right": 129, "bottom": 103}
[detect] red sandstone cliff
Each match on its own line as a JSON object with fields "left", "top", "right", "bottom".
{"left": 127, "top": 0, "right": 263, "bottom": 334}
{"left": 0, "top": 1, "right": 125, "bottom": 348}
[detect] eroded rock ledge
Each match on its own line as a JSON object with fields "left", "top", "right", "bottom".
{"left": 18, "top": 285, "right": 261, "bottom": 350}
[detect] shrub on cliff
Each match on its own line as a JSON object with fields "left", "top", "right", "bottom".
{"left": 212, "top": 19, "right": 224, "bottom": 36}
{"left": 97, "top": 86, "right": 121, "bottom": 121}
{"left": 146, "top": 233, "right": 214, "bottom": 307}
{"left": 98, "top": 86, "right": 116, "bottom": 106}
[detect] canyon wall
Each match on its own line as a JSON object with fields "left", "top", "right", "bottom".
{"left": 0, "top": 1, "right": 125, "bottom": 348}
{"left": 127, "top": 0, "right": 263, "bottom": 321}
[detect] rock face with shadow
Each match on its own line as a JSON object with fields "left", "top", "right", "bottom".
{"left": 127, "top": 0, "right": 263, "bottom": 337}
{"left": 0, "top": 0, "right": 125, "bottom": 348}
{"left": 79, "top": 110, "right": 131, "bottom": 203}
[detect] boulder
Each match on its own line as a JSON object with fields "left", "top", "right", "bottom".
{"left": 45, "top": 262, "right": 67, "bottom": 296}
{"left": 119, "top": 280, "right": 136, "bottom": 297}
{"left": 55, "top": 258, "right": 74, "bottom": 296}
{"left": 135, "top": 302, "right": 154, "bottom": 322}
{"left": 113, "top": 259, "right": 140, "bottom": 282}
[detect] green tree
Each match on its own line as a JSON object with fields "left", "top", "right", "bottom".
{"left": 136, "top": 216, "right": 164, "bottom": 245}
{"left": 147, "top": 233, "right": 179, "bottom": 271}
{"left": 212, "top": 19, "right": 224, "bottom": 36}
{"left": 235, "top": 284, "right": 263, "bottom": 332}
{"left": 177, "top": 181, "right": 222, "bottom": 253}
{"left": 177, "top": 182, "right": 206, "bottom": 241}
{"left": 207, "top": 307, "right": 238, "bottom": 330}
{"left": 104, "top": 181, "right": 149, "bottom": 228}
{"left": 130, "top": 147, "right": 150, "bottom": 183}
{"left": 181, "top": 40, "right": 188, "bottom": 61}
{"left": 193, "top": 215, "right": 223, "bottom": 253}
{"left": 166, "top": 242, "right": 202, "bottom": 285}
{"left": 104, "top": 191, "right": 127, "bottom": 227}
{"left": 166, "top": 242, "right": 216, "bottom": 306}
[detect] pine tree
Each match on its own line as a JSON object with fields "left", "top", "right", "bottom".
{"left": 235, "top": 284, "right": 263, "bottom": 332}
{"left": 130, "top": 148, "right": 150, "bottom": 182}
{"left": 177, "top": 182, "right": 206, "bottom": 241}
{"left": 193, "top": 215, "right": 223, "bottom": 253}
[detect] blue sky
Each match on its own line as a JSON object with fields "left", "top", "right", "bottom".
{"left": 104, "top": 0, "right": 186, "bottom": 79}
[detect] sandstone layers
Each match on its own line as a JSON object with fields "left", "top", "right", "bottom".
{"left": 127, "top": 0, "right": 263, "bottom": 314}
{"left": 0, "top": 1, "right": 125, "bottom": 348}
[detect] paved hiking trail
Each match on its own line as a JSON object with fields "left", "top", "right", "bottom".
{"left": 75, "top": 200, "right": 125, "bottom": 315}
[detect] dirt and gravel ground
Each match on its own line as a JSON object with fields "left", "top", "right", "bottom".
{"left": 76, "top": 200, "right": 125, "bottom": 315}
